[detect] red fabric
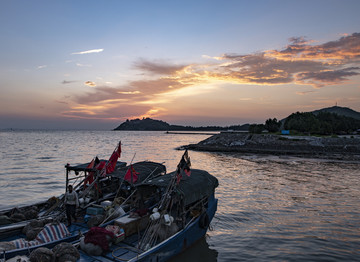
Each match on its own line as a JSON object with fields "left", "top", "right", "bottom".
{"left": 135, "top": 208, "right": 149, "bottom": 217}
{"left": 84, "top": 159, "right": 95, "bottom": 188}
{"left": 96, "top": 161, "right": 106, "bottom": 170}
{"left": 176, "top": 172, "right": 182, "bottom": 184}
{"left": 124, "top": 165, "right": 139, "bottom": 184}
{"left": 94, "top": 142, "right": 122, "bottom": 177}
{"left": 176, "top": 150, "right": 191, "bottom": 184}
{"left": 116, "top": 142, "right": 121, "bottom": 157}
{"left": 96, "top": 161, "right": 106, "bottom": 177}
{"left": 105, "top": 143, "right": 121, "bottom": 174}
{"left": 84, "top": 227, "right": 115, "bottom": 251}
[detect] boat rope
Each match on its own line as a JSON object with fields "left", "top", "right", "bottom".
{"left": 99, "top": 189, "right": 137, "bottom": 226}
{"left": 138, "top": 169, "right": 178, "bottom": 250}
{"left": 115, "top": 153, "right": 136, "bottom": 198}
{"left": 102, "top": 163, "right": 161, "bottom": 226}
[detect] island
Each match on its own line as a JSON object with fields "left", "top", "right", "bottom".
{"left": 113, "top": 106, "right": 360, "bottom": 161}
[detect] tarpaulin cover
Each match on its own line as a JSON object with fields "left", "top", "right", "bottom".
{"left": 139, "top": 169, "right": 218, "bottom": 206}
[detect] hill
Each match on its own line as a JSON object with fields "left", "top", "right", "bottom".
{"left": 312, "top": 106, "right": 360, "bottom": 120}
{"left": 113, "top": 107, "right": 360, "bottom": 132}
{"left": 114, "top": 118, "right": 171, "bottom": 131}
{"left": 113, "top": 118, "right": 249, "bottom": 131}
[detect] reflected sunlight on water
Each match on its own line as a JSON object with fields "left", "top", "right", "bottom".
{"left": 0, "top": 131, "right": 360, "bottom": 261}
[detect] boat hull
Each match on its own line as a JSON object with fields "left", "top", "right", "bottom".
{"left": 116, "top": 194, "right": 218, "bottom": 262}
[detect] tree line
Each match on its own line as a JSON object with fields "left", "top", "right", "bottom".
{"left": 249, "top": 112, "right": 360, "bottom": 135}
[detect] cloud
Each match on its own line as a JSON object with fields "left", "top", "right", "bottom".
{"left": 295, "top": 67, "right": 360, "bottom": 87}
{"left": 37, "top": 65, "right": 47, "bottom": 69}
{"left": 288, "top": 36, "right": 311, "bottom": 45}
{"left": 84, "top": 81, "right": 96, "bottom": 87}
{"left": 76, "top": 63, "right": 92, "bottom": 67}
{"left": 62, "top": 80, "right": 77, "bottom": 84}
{"left": 267, "top": 32, "right": 360, "bottom": 62}
{"left": 71, "top": 49, "right": 104, "bottom": 55}
{"left": 213, "top": 33, "right": 360, "bottom": 87}
{"left": 55, "top": 100, "right": 68, "bottom": 105}
{"left": 133, "top": 59, "right": 187, "bottom": 75}
{"left": 118, "top": 91, "right": 141, "bottom": 95}
{"left": 296, "top": 90, "right": 316, "bottom": 95}
{"left": 63, "top": 33, "right": 360, "bottom": 121}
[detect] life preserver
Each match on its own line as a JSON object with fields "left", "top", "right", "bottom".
{"left": 199, "top": 212, "right": 210, "bottom": 229}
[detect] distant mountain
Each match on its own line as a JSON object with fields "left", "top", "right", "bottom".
{"left": 113, "top": 118, "right": 249, "bottom": 131}
{"left": 280, "top": 106, "right": 360, "bottom": 123}
{"left": 311, "top": 106, "right": 360, "bottom": 120}
{"left": 114, "top": 106, "right": 360, "bottom": 131}
{"left": 114, "top": 118, "right": 171, "bottom": 131}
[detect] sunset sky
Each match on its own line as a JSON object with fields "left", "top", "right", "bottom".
{"left": 1, "top": 0, "right": 360, "bottom": 130}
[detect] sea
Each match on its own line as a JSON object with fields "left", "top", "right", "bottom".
{"left": 0, "top": 130, "right": 359, "bottom": 261}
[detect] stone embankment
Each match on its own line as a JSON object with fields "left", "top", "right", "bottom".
{"left": 183, "top": 133, "right": 360, "bottom": 161}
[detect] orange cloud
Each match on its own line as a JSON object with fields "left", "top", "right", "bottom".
{"left": 266, "top": 33, "right": 360, "bottom": 62}
{"left": 84, "top": 81, "right": 96, "bottom": 87}
{"left": 63, "top": 33, "right": 360, "bottom": 121}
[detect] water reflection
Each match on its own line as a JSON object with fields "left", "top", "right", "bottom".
{"left": 169, "top": 236, "right": 218, "bottom": 262}
{"left": 1, "top": 131, "right": 360, "bottom": 261}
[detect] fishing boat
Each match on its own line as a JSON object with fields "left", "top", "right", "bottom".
{"left": 0, "top": 160, "right": 125, "bottom": 239}
{"left": 0, "top": 142, "right": 126, "bottom": 239}
{"left": 0, "top": 143, "right": 167, "bottom": 260}
{"left": 1, "top": 151, "right": 218, "bottom": 261}
{"left": 75, "top": 150, "right": 218, "bottom": 262}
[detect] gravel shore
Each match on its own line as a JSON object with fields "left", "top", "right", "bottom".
{"left": 182, "top": 133, "right": 360, "bottom": 161}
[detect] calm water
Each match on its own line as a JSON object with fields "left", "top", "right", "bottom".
{"left": 0, "top": 130, "right": 359, "bottom": 261}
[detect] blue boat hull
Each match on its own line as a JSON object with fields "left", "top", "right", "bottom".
{"left": 134, "top": 194, "right": 217, "bottom": 262}
{"left": 88, "top": 194, "right": 218, "bottom": 262}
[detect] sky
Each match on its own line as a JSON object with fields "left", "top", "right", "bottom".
{"left": 0, "top": 0, "right": 360, "bottom": 130}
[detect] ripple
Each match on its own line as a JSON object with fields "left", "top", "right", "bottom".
{"left": 1, "top": 130, "right": 360, "bottom": 261}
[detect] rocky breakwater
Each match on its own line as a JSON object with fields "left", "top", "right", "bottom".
{"left": 183, "top": 132, "right": 360, "bottom": 161}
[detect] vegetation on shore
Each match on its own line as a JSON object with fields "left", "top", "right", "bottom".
{"left": 249, "top": 111, "right": 360, "bottom": 135}
{"left": 113, "top": 118, "right": 249, "bottom": 131}
{"left": 112, "top": 106, "right": 360, "bottom": 160}
{"left": 114, "top": 106, "right": 360, "bottom": 136}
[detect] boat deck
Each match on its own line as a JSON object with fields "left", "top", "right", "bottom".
{"left": 78, "top": 233, "right": 142, "bottom": 262}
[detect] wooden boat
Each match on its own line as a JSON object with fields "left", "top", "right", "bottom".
{"left": 0, "top": 158, "right": 127, "bottom": 239}
{"left": 0, "top": 147, "right": 167, "bottom": 260}
{"left": 0, "top": 141, "right": 130, "bottom": 237}
{"left": 1, "top": 151, "right": 219, "bottom": 261}
{"left": 74, "top": 151, "right": 218, "bottom": 262}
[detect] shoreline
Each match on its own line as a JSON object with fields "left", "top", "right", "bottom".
{"left": 165, "top": 131, "right": 219, "bottom": 135}
{"left": 181, "top": 133, "right": 360, "bottom": 161}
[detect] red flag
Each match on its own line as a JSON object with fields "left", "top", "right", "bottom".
{"left": 96, "top": 161, "right": 106, "bottom": 177}
{"left": 124, "top": 165, "right": 139, "bottom": 184}
{"left": 184, "top": 167, "right": 191, "bottom": 177}
{"left": 105, "top": 142, "right": 121, "bottom": 174}
{"left": 176, "top": 172, "right": 182, "bottom": 184}
{"left": 176, "top": 150, "right": 191, "bottom": 184}
{"left": 116, "top": 142, "right": 121, "bottom": 157}
{"left": 84, "top": 158, "right": 95, "bottom": 187}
